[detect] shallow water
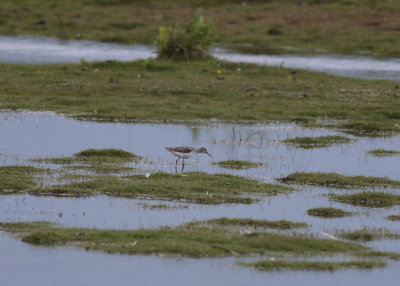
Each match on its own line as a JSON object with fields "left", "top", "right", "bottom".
{"left": 1, "top": 112, "right": 400, "bottom": 284}
{"left": 1, "top": 36, "right": 400, "bottom": 81}
{"left": 1, "top": 233, "right": 399, "bottom": 286}
{"left": 1, "top": 112, "right": 399, "bottom": 180}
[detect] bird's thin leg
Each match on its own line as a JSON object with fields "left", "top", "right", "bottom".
{"left": 181, "top": 163, "right": 184, "bottom": 173}
{"left": 182, "top": 159, "right": 185, "bottom": 166}
{"left": 176, "top": 157, "right": 180, "bottom": 165}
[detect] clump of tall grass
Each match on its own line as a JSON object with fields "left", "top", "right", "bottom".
{"left": 157, "top": 9, "right": 215, "bottom": 60}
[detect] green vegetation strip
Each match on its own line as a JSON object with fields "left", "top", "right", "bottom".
{"left": 367, "top": 149, "right": 400, "bottom": 157}
{"left": 279, "top": 172, "right": 400, "bottom": 188}
{"left": 212, "top": 160, "right": 263, "bottom": 169}
{"left": 0, "top": 166, "right": 47, "bottom": 194}
{"left": 283, "top": 136, "right": 355, "bottom": 149}
{"left": 31, "top": 148, "right": 141, "bottom": 164}
{"left": 240, "top": 260, "right": 386, "bottom": 272}
{"left": 386, "top": 215, "right": 400, "bottom": 221}
{"left": 338, "top": 228, "right": 400, "bottom": 242}
{"left": 1, "top": 59, "right": 400, "bottom": 134}
{"left": 1, "top": 0, "right": 400, "bottom": 56}
{"left": 191, "top": 217, "right": 307, "bottom": 229}
{"left": 32, "top": 172, "right": 290, "bottom": 204}
{"left": 330, "top": 192, "right": 400, "bottom": 208}
{"left": 307, "top": 207, "right": 352, "bottom": 218}
{"left": 0, "top": 220, "right": 384, "bottom": 259}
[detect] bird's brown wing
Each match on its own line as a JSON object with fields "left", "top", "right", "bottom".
{"left": 167, "top": 146, "right": 194, "bottom": 153}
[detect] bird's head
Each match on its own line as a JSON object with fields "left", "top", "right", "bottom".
{"left": 198, "top": 147, "right": 213, "bottom": 158}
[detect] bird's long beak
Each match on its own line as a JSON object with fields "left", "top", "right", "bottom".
{"left": 206, "top": 152, "right": 213, "bottom": 158}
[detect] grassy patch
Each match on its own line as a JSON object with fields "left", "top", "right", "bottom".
{"left": 138, "top": 203, "right": 189, "bottom": 210}
{"left": 386, "top": 215, "right": 400, "bottom": 221}
{"left": 240, "top": 260, "right": 386, "bottom": 272}
{"left": 279, "top": 172, "right": 400, "bottom": 188}
{"left": 191, "top": 217, "right": 307, "bottom": 229}
{"left": 1, "top": 0, "right": 400, "bottom": 56}
{"left": 367, "top": 149, "right": 400, "bottom": 157}
{"left": 1, "top": 59, "right": 400, "bottom": 134}
{"left": 0, "top": 166, "right": 47, "bottom": 194}
{"left": 307, "top": 207, "right": 352, "bottom": 218}
{"left": 31, "top": 148, "right": 141, "bottom": 164}
{"left": 63, "top": 164, "right": 137, "bottom": 174}
{"left": 283, "top": 135, "right": 355, "bottom": 149}
{"left": 212, "top": 160, "right": 263, "bottom": 169}
{"left": 338, "top": 228, "right": 400, "bottom": 242}
{"left": 0, "top": 220, "right": 376, "bottom": 258}
{"left": 330, "top": 192, "right": 400, "bottom": 208}
{"left": 30, "top": 172, "right": 291, "bottom": 204}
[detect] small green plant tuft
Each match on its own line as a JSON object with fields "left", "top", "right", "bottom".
{"left": 386, "top": 214, "right": 400, "bottom": 221}
{"left": 74, "top": 148, "right": 139, "bottom": 159}
{"left": 0, "top": 166, "right": 47, "bottom": 194}
{"left": 157, "top": 9, "right": 215, "bottom": 60}
{"left": 192, "top": 217, "right": 307, "bottom": 229}
{"left": 240, "top": 260, "right": 386, "bottom": 272}
{"left": 367, "top": 149, "right": 400, "bottom": 157}
{"left": 212, "top": 160, "right": 263, "bottom": 169}
{"left": 279, "top": 172, "right": 400, "bottom": 188}
{"left": 283, "top": 135, "right": 355, "bottom": 149}
{"left": 338, "top": 228, "right": 400, "bottom": 242}
{"left": 330, "top": 192, "right": 400, "bottom": 208}
{"left": 307, "top": 207, "right": 352, "bottom": 218}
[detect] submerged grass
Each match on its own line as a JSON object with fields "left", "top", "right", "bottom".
{"left": 1, "top": 59, "right": 400, "bottom": 134}
{"left": 386, "top": 215, "right": 400, "bottom": 221}
{"left": 367, "top": 149, "right": 400, "bottom": 157}
{"left": 191, "top": 217, "right": 307, "bottom": 230}
{"left": 283, "top": 135, "right": 355, "bottom": 149}
{"left": 0, "top": 166, "right": 47, "bottom": 194}
{"left": 307, "top": 207, "right": 352, "bottom": 218}
{"left": 279, "top": 172, "right": 400, "bottom": 188}
{"left": 212, "top": 160, "right": 263, "bottom": 169}
{"left": 30, "top": 172, "right": 291, "bottom": 204}
{"left": 240, "top": 260, "right": 386, "bottom": 272}
{"left": 0, "top": 220, "right": 377, "bottom": 259}
{"left": 338, "top": 228, "right": 400, "bottom": 242}
{"left": 330, "top": 192, "right": 400, "bottom": 208}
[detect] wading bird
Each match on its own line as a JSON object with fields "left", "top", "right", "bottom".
{"left": 165, "top": 146, "right": 213, "bottom": 166}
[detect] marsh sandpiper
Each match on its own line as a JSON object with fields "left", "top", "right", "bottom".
{"left": 165, "top": 146, "right": 213, "bottom": 165}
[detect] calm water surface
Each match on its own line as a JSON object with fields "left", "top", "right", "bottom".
{"left": 1, "top": 33, "right": 400, "bottom": 284}
{"left": 1, "top": 36, "right": 400, "bottom": 81}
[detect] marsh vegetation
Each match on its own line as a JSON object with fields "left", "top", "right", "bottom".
{"left": 279, "top": 172, "right": 400, "bottom": 188}
{"left": 283, "top": 136, "right": 355, "bottom": 149}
